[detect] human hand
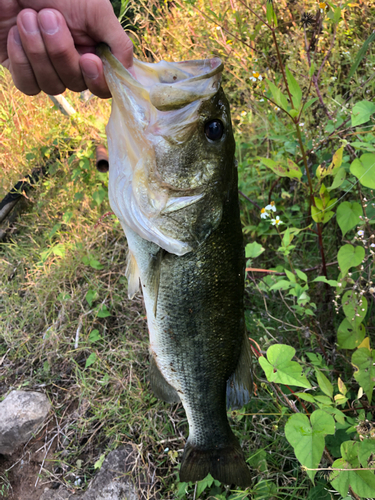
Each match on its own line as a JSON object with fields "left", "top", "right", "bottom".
{"left": 0, "top": 0, "right": 133, "bottom": 98}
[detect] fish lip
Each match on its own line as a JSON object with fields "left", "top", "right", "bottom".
{"left": 97, "top": 43, "right": 223, "bottom": 111}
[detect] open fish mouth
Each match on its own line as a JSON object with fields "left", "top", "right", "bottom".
{"left": 97, "top": 44, "right": 229, "bottom": 256}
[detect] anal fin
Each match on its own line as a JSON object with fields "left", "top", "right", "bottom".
{"left": 226, "top": 331, "right": 253, "bottom": 409}
{"left": 149, "top": 354, "right": 180, "bottom": 404}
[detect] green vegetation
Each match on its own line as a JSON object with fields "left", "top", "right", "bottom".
{"left": 1, "top": 0, "right": 375, "bottom": 498}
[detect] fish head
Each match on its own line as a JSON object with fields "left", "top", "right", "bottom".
{"left": 98, "top": 44, "right": 236, "bottom": 255}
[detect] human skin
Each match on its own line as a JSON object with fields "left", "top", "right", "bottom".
{"left": 0, "top": 0, "right": 134, "bottom": 98}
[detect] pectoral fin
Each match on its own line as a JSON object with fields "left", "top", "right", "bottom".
{"left": 125, "top": 250, "right": 140, "bottom": 299}
{"left": 149, "top": 354, "right": 180, "bottom": 404}
{"left": 226, "top": 332, "right": 253, "bottom": 409}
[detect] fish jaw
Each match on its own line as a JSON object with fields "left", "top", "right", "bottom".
{"left": 98, "top": 44, "right": 233, "bottom": 256}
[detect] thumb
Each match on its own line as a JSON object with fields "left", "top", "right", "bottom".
{"left": 86, "top": 1, "right": 133, "bottom": 70}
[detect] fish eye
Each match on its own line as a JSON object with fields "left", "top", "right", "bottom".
{"left": 204, "top": 119, "right": 224, "bottom": 141}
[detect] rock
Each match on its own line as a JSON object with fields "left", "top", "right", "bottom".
{"left": 39, "top": 488, "right": 73, "bottom": 500}
{"left": 0, "top": 390, "right": 51, "bottom": 455}
{"left": 81, "top": 446, "right": 139, "bottom": 500}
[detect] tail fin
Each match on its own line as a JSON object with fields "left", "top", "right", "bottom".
{"left": 179, "top": 435, "right": 252, "bottom": 487}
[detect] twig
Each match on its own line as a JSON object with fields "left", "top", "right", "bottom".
{"left": 246, "top": 261, "right": 338, "bottom": 276}
{"left": 35, "top": 434, "right": 57, "bottom": 487}
{"left": 74, "top": 316, "right": 83, "bottom": 349}
{"left": 239, "top": 190, "right": 260, "bottom": 209}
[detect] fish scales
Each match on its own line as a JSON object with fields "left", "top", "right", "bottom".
{"left": 98, "top": 44, "right": 253, "bottom": 487}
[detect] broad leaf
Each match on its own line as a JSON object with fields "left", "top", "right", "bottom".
{"left": 337, "top": 318, "right": 366, "bottom": 349}
{"left": 85, "top": 352, "right": 97, "bottom": 368}
{"left": 330, "top": 441, "right": 375, "bottom": 498}
{"left": 350, "top": 153, "right": 375, "bottom": 188}
{"left": 259, "top": 344, "right": 311, "bottom": 388}
{"left": 313, "top": 276, "right": 339, "bottom": 287}
{"left": 336, "top": 201, "right": 363, "bottom": 236}
{"left": 358, "top": 439, "right": 375, "bottom": 468}
{"left": 351, "top": 100, "right": 375, "bottom": 127}
{"left": 352, "top": 347, "right": 375, "bottom": 404}
{"left": 285, "top": 410, "right": 335, "bottom": 482}
{"left": 245, "top": 241, "right": 265, "bottom": 259}
{"left": 328, "top": 168, "right": 346, "bottom": 191}
{"left": 316, "top": 148, "right": 343, "bottom": 179}
{"left": 342, "top": 291, "right": 367, "bottom": 323}
{"left": 259, "top": 157, "right": 302, "bottom": 179}
{"left": 337, "top": 244, "right": 365, "bottom": 277}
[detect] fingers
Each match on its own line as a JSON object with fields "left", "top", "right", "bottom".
{"left": 80, "top": 54, "right": 111, "bottom": 99}
{"left": 14, "top": 8, "right": 87, "bottom": 95}
{"left": 7, "top": 25, "right": 40, "bottom": 95}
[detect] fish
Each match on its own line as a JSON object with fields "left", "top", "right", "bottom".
{"left": 97, "top": 43, "right": 253, "bottom": 487}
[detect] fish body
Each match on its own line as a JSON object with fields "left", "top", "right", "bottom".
{"left": 98, "top": 45, "right": 252, "bottom": 487}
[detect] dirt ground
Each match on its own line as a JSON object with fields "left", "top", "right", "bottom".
{"left": 0, "top": 438, "right": 59, "bottom": 500}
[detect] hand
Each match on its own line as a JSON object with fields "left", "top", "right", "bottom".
{"left": 0, "top": 0, "right": 133, "bottom": 98}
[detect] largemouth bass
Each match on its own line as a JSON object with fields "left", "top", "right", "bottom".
{"left": 98, "top": 44, "right": 253, "bottom": 487}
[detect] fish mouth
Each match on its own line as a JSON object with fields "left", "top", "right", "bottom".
{"left": 97, "top": 43, "right": 223, "bottom": 111}
{"left": 98, "top": 44, "right": 225, "bottom": 256}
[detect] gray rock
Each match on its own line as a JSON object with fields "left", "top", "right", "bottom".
{"left": 81, "top": 447, "right": 139, "bottom": 500}
{"left": 0, "top": 390, "right": 51, "bottom": 455}
{"left": 39, "top": 488, "right": 73, "bottom": 500}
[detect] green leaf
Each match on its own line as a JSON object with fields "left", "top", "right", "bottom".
{"left": 259, "top": 344, "right": 311, "bottom": 388}
{"left": 285, "top": 410, "right": 335, "bottom": 482}
{"left": 295, "top": 392, "right": 316, "bottom": 403}
{"left": 259, "top": 157, "right": 302, "bottom": 179}
{"left": 266, "top": 0, "right": 277, "bottom": 27}
{"left": 336, "top": 201, "right": 363, "bottom": 236}
{"left": 89, "top": 258, "right": 104, "bottom": 270}
{"left": 245, "top": 241, "right": 265, "bottom": 259}
{"left": 285, "top": 269, "right": 296, "bottom": 283}
{"left": 304, "top": 97, "right": 318, "bottom": 110}
{"left": 253, "top": 480, "right": 277, "bottom": 499}
{"left": 337, "top": 319, "right": 366, "bottom": 349}
{"left": 285, "top": 67, "right": 302, "bottom": 110}
{"left": 313, "top": 276, "right": 339, "bottom": 287}
{"left": 196, "top": 473, "right": 214, "bottom": 497}
{"left": 94, "top": 453, "right": 105, "bottom": 469}
{"left": 295, "top": 269, "right": 308, "bottom": 282}
{"left": 92, "top": 186, "right": 107, "bottom": 206}
{"left": 350, "top": 153, "right": 375, "bottom": 188}
{"left": 352, "top": 347, "right": 375, "bottom": 404}
{"left": 337, "top": 244, "right": 365, "bottom": 277}
{"left": 330, "top": 441, "right": 375, "bottom": 498}
{"left": 328, "top": 168, "right": 346, "bottom": 191}
{"left": 51, "top": 243, "right": 66, "bottom": 257}
{"left": 342, "top": 291, "right": 367, "bottom": 323}
{"left": 358, "top": 439, "right": 375, "bottom": 468}
{"left": 351, "top": 100, "right": 375, "bottom": 127}
{"left": 316, "top": 148, "right": 343, "bottom": 179}
{"left": 97, "top": 304, "right": 111, "bottom": 318}
{"left": 89, "top": 329, "right": 102, "bottom": 343}
{"left": 315, "top": 370, "right": 333, "bottom": 398}
{"left": 266, "top": 79, "right": 289, "bottom": 111}
{"left": 85, "top": 352, "right": 97, "bottom": 368}
{"left": 269, "top": 279, "right": 293, "bottom": 291}
{"left": 347, "top": 31, "right": 375, "bottom": 81}
{"left": 85, "top": 289, "right": 98, "bottom": 307}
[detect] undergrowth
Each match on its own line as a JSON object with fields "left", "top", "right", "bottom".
{"left": 1, "top": 0, "right": 375, "bottom": 499}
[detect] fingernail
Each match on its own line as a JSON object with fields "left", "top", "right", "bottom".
{"left": 39, "top": 10, "right": 59, "bottom": 35}
{"left": 21, "top": 11, "right": 39, "bottom": 34}
{"left": 13, "top": 27, "right": 22, "bottom": 45}
{"left": 81, "top": 59, "right": 99, "bottom": 80}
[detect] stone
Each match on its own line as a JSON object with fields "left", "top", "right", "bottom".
{"left": 81, "top": 446, "right": 139, "bottom": 500}
{"left": 0, "top": 390, "right": 51, "bottom": 455}
{"left": 39, "top": 488, "right": 73, "bottom": 500}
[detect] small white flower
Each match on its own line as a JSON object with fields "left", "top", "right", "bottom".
{"left": 265, "top": 202, "right": 277, "bottom": 212}
{"left": 358, "top": 230, "right": 364, "bottom": 236}
{"left": 299, "top": 123, "right": 305, "bottom": 127}
{"left": 259, "top": 98, "right": 264, "bottom": 102}
{"left": 260, "top": 208, "right": 268, "bottom": 219}
{"left": 249, "top": 76, "right": 257, "bottom": 82}
{"left": 371, "top": 243, "right": 375, "bottom": 248}
{"left": 271, "top": 216, "right": 283, "bottom": 226}
{"left": 258, "top": 75, "right": 263, "bottom": 81}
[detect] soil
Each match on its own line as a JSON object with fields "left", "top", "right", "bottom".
{"left": 0, "top": 437, "right": 58, "bottom": 500}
